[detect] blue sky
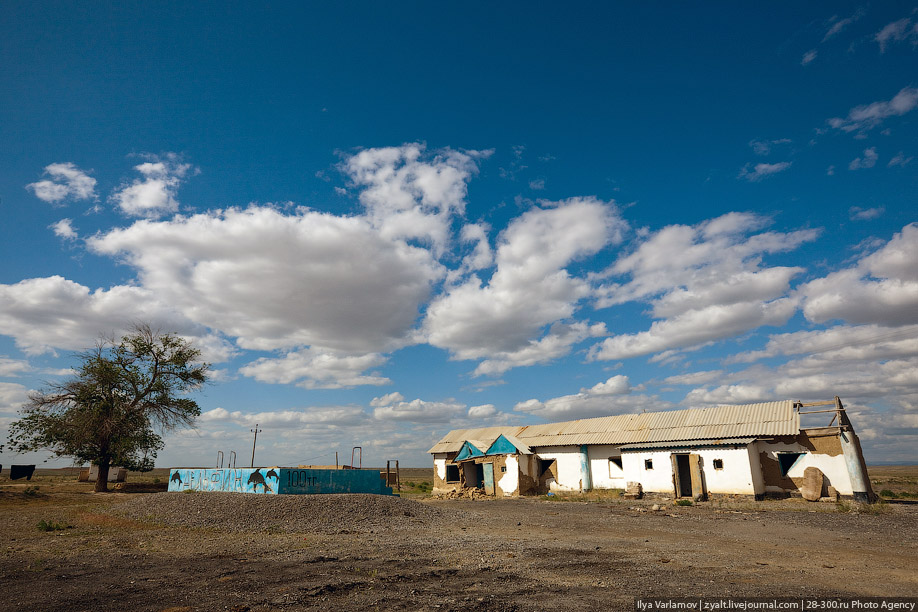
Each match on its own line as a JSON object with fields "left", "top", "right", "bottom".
{"left": 1, "top": 3, "right": 917, "bottom": 468}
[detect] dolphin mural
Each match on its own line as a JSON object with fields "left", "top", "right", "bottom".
{"left": 247, "top": 470, "right": 272, "bottom": 493}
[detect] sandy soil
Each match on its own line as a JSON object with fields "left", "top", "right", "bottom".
{"left": 1, "top": 471, "right": 915, "bottom": 611}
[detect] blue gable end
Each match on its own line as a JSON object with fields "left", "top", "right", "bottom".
{"left": 486, "top": 434, "right": 520, "bottom": 455}
{"left": 454, "top": 441, "right": 485, "bottom": 461}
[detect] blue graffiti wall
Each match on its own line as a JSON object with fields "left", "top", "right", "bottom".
{"left": 168, "top": 467, "right": 393, "bottom": 495}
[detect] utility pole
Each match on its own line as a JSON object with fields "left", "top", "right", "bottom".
{"left": 250, "top": 424, "right": 262, "bottom": 468}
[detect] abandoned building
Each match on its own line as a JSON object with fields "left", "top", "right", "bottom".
{"left": 428, "top": 397, "right": 874, "bottom": 502}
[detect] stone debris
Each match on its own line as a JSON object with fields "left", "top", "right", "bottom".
{"left": 623, "top": 481, "right": 643, "bottom": 500}
{"left": 801, "top": 466, "right": 825, "bottom": 502}
{"left": 114, "top": 492, "right": 461, "bottom": 534}
{"left": 433, "top": 488, "right": 491, "bottom": 500}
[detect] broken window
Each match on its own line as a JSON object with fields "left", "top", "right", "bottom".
{"left": 644, "top": 459, "right": 653, "bottom": 470}
{"left": 609, "top": 457, "right": 623, "bottom": 476}
{"left": 445, "top": 465, "right": 460, "bottom": 482}
{"left": 778, "top": 452, "right": 804, "bottom": 477}
{"left": 500, "top": 466, "right": 507, "bottom": 473}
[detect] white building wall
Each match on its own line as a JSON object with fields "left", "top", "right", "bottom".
{"left": 587, "top": 444, "right": 627, "bottom": 490}
{"left": 622, "top": 446, "right": 760, "bottom": 496}
{"left": 622, "top": 450, "right": 675, "bottom": 494}
{"left": 696, "top": 446, "right": 759, "bottom": 495}
{"left": 497, "top": 455, "right": 519, "bottom": 496}
{"left": 533, "top": 446, "right": 585, "bottom": 491}
{"left": 756, "top": 440, "right": 853, "bottom": 495}
{"left": 434, "top": 456, "right": 447, "bottom": 481}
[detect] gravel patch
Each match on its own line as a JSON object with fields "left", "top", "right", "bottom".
{"left": 114, "top": 491, "right": 459, "bottom": 534}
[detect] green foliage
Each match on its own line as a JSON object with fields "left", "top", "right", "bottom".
{"left": 23, "top": 486, "right": 41, "bottom": 497}
{"left": 3, "top": 324, "right": 208, "bottom": 487}
{"left": 675, "top": 499, "right": 693, "bottom": 506}
{"left": 879, "top": 489, "right": 898, "bottom": 498}
{"left": 37, "top": 519, "right": 70, "bottom": 532}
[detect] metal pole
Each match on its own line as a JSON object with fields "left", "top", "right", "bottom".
{"left": 250, "top": 424, "right": 262, "bottom": 468}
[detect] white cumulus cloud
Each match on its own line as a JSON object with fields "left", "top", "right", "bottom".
{"left": 239, "top": 348, "right": 390, "bottom": 390}
{"left": 342, "top": 144, "right": 488, "bottom": 255}
{"left": 514, "top": 375, "right": 671, "bottom": 420}
{"left": 110, "top": 154, "right": 193, "bottom": 218}
{"left": 49, "top": 219, "right": 78, "bottom": 240}
{"left": 591, "top": 213, "right": 817, "bottom": 360}
{"left": 801, "top": 223, "right": 918, "bottom": 326}
{"left": 26, "top": 162, "right": 97, "bottom": 204}
{"left": 88, "top": 205, "right": 443, "bottom": 354}
{"left": 372, "top": 398, "right": 466, "bottom": 423}
{"left": 424, "top": 197, "right": 626, "bottom": 374}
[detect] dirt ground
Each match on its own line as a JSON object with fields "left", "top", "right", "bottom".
{"left": 1, "top": 467, "right": 916, "bottom": 611}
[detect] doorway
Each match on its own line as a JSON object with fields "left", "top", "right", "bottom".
{"left": 463, "top": 462, "right": 484, "bottom": 489}
{"left": 672, "top": 453, "right": 706, "bottom": 500}
{"left": 674, "top": 454, "right": 693, "bottom": 497}
{"left": 483, "top": 463, "right": 495, "bottom": 495}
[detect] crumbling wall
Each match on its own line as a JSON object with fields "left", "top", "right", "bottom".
{"left": 432, "top": 453, "right": 460, "bottom": 494}
{"left": 534, "top": 446, "right": 585, "bottom": 491}
{"left": 757, "top": 430, "right": 853, "bottom": 496}
{"left": 517, "top": 454, "right": 541, "bottom": 495}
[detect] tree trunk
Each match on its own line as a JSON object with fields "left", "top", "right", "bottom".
{"left": 94, "top": 461, "right": 110, "bottom": 493}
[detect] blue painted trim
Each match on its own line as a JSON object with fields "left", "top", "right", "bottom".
{"left": 579, "top": 444, "right": 592, "bottom": 491}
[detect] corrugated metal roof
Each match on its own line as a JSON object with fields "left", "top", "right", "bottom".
{"left": 427, "top": 426, "right": 526, "bottom": 454}
{"left": 619, "top": 437, "right": 757, "bottom": 451}
{"left": 498, "top": 434, "right": 532, "bottom": 455}
{"left": 428, "top": 401, "right": 799, "bottom": 454}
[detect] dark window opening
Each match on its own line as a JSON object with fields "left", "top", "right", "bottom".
{"left": 712, "top": 459, "right": 724, "bottom": 470}
{"left": 609, "top": 457, "right": 623, "bottom": 477}
{"left": 778, "top": 453, "right": 804, "bottom": 477}
{"left": 445, "top": 465, "right": 460, "bottom": 482}
{"left": 644, "top": 459, "right": 653, "bottom": 470}
{"left": 500, "top": 466, "right": 507, "bottom": 472}
{"left": 538, "top": 458, "right": 557, "bottom": 478}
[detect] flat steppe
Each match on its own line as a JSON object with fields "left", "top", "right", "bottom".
{"left": 1, "top": 466, "right": 915, "bottom": 611}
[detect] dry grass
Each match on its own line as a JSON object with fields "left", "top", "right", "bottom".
{"left": 870, "top": 465, "right": 918, "bottom": 500}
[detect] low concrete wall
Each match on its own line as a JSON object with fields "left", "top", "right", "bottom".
{"left": 168, "top": 467, "right": 393, "bottom": 495}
